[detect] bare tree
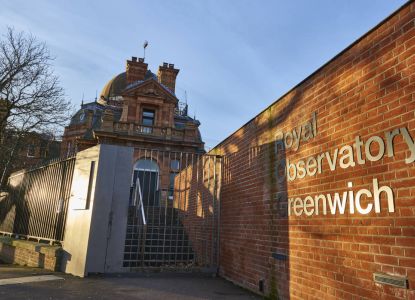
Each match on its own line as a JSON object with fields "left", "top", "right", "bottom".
{"left": 0, "top": 27, "right": 71, "bottom": 189}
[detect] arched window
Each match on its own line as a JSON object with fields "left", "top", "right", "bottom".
{"left": 131, "top": 159, "right": 160, "bottom": 206}
{"left": 133, "top": 159, "right": 159, "bottom": 173}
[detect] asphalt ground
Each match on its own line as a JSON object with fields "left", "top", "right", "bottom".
{"left": 0, "top": 263, "right": 262, "bottom": 300}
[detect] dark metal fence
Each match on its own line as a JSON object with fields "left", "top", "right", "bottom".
{"left": 0, "top": 157, "right": 75, "bottom": 243}
{"left": 123, "top": 149, "right": 221, "bottom": 270}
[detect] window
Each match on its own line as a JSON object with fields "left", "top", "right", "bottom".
{"left": 134, "top": 158, "right": 159, "bottom": 173}
{"left": 170, "top": 159, "right": 180, "bottom": 171}
{"left": 142, "top": 109, "right": 155, "bottom": 126}
{"left": 141, "top": 109, "right": 155, "bottom": 134}
{"left": 27, "top": 144, "right": 35, "bottom": 157}
{"left": 130, "top": 159, "right": 160, "bottom": 206}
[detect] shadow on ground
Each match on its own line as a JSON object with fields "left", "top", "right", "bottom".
{"left": 0, "top": 264, "right": 261, "bottom": 300}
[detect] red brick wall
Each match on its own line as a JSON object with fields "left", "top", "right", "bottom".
{"left": 210, "top": 2, "right": 415, "bottom": 299}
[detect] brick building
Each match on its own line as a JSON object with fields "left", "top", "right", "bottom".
{"left": 62, "top": 58, "right": 204, "bottom": 156}
{"left": 0, "top": 98, "right": 60, "bottom": 176}
{"left": 14, "top": 132, "right": 60, "bottom": 170}
{"left": 61, "top": 57, "right": 204, "bottom": 205}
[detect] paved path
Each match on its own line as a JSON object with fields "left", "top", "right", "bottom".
{"left": 0, "top": 264, "right": 261, "bottom": 300}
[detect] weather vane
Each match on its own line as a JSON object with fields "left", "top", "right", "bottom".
{"left": 143, "top": 40, "right": 148, "bottom": 60}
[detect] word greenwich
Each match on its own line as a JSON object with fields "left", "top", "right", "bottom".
{"left": 274, "top": 112, "right": 414, "bottom": 217}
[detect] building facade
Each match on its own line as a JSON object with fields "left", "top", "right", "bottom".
{"left": 62, "top": 58, "right": 204, "bottom": 155}
{"left": 62, "top": 57, "right": 205, "bottom": 203}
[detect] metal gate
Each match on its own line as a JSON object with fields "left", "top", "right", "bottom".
{"left": 123, "top": 149, "right": 221, "bottom": 271}
{"left": 0, "top": 157, "right": 75, "bottom": 243}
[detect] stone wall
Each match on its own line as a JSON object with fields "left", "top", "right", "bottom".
{"left": 0, "top": 236, "right": 61, "bottom": 271}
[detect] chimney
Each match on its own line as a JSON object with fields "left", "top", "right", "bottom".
{"left": 126, "top": 56, "right": 148, "bottom": 83}
{"left": 157, "top": 62, "right": 179, "bottom": 93}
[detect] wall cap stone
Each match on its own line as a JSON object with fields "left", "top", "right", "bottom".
{"left": 0, "top": 236, "right": 62, "bottom": 257}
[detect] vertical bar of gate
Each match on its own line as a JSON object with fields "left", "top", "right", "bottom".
{"left": 169, "top": 151, "right": 175, "bottom": 266}
{"left": 22, "top": 168, "right": 32, "bottom": 238}
{"left": 211, "top": 156, "right": 217, "bottom": 267}
{"left": 49, "top": 162, "right": 60, "bottom": 239}
{"left": 43, "top": 163, "right": 52, "bottom": 240}
{"left": 161, "top": 150, "right": 168, "bottom": 267}
{"left": 168, "top": 152, "right": 176, "bottom": 266}
{"left": 22, "top": 168, "right": 34, "bottom": 238}
{"left": 19, "top": 172, "right": 29, "bottom": 238}
{"left": 59, "top": 158, "right": 71, "bottom": 240}
{"left": 35, "top": 165, "right": 47, "bottom": 239}
{"left": 143, "top": 148, "right": 149, "bottom": 266}
{"left": 180, "top": 152, "right": 189, "bottom": 266}
{"left": 216, "top": 156, "right": 222, "bottom": 268}
{"left": 195, "top": 154, "right": 200, "bottom": 265}
{"left": 150, "top": 149, "right": 155, "bottom": 266}
{"left": 174, "top": 151, "right": 183, "bottom": 266}
{"left": 16, "top": 171, "right": 26, "bottom": 238}
{"left": 59, "top": 158, "right": 74, "bottom": 241}
{"left": 25, "top": 168, "right": 36, "bottom": 238}
{"left": 51, "top": 161, "right": 61, "bottom": 240}
{"left": 186, "top": 152, "right": 195, "bottom": 263}
{"left": 46, "top": 163, "right": 56, "bottom": 240}
{"left": 154, "top": 149, "right": 161, "bottom": 267}
{"left": 54, "top": 160, "right": 67, "bottom": 241}
{"left": 49, "top": 162, "right": 61, "bottom": 240}
{"left": 157, "top": 150, "right": 162, "bottom": 254}
{"left": 41, "top": 163, "right": 52, "bottom": 239}
{"left": 133, "top": 148, "right": 139, "bottom": 268}
{"left": 135, "top": 148, "right": 139, "bottom": 267}
{"left": 147, "top": 149, "right": 152, "bottom": 265}
{"left": 58, "top": 160, "right": 68, "bottom": 241}
{"left": 206, "top": 156, "right": 211, "bottom": 266}
{"left": 158, "top": 150, "right": 163, "bottom": 266}
{"left": 40, "top": 164, "right": 51, "bottom": 239}
{"left": 63, "top": 158, "right": 76, "bottom": 240}
{"left": 140, "top": 148, "right": 146, "bottom": 267}
{"left": 39, "top": 164, "right": 49, "bottom": 239}
{"left": 24, "top": 168, "right": 34, "bottom": 238}
{"left": 50, "top": 162, "right": 61, "bottom": 240}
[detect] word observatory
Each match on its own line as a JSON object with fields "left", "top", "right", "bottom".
{"left": 274, "top": 113, "right": 415, "bottom": 217}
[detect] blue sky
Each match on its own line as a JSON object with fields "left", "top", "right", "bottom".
{"left": 0, "top": 0, "right": 408, "bottom": 149}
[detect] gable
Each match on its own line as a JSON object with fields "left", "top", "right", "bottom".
{"left": 122, "top": 78, "right": 178, "bottom": 104}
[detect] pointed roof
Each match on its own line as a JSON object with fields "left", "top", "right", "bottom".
{"left": 122, "top": 77, "right": 179, "bottom": 102}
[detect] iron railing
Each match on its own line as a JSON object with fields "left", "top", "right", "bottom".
{"left": 0, "top": 157, "right": 75, "bottom": 243}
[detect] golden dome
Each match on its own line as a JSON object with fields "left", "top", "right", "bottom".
{"left": 100, "top": 72, "right": 127, "bottom": 100}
